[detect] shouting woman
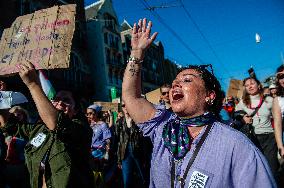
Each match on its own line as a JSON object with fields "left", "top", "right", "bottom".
{"left": 122, "top": 18, "right": 276, "bottom": 188}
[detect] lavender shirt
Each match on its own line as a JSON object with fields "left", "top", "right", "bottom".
{"left": 91, "top": 122, "right": 111, "bottom": 149}
{"left": 138, "top": 109, "right": 276, "bottom": 188}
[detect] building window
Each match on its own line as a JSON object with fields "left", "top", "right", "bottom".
{"left": 115, "top": 37, "right": 119, "bottom": 49}
{"left": 125, "top": 37, "right": 131, "bottom": 49}
{"left": 142, "top": 71, "right": 145, "bottom": 80}
{"left": 104, "top": 32, "right": 108, "bottom": 44}
{"left": 64, "top": 52, "right": 83, "bottom": 87}
{"left": 118, "top": 54, "right": 122, "bottom": 64}
{"left": 108, "top": 69, "right": 113, "bottom": 83}
{"left": 104, "top": 13, "right": 116, "bottom": 31}
{"left": 113, "top": 52, "right": 117, "bottom": 64}
{"left": 115, "top": 72, "right": 119, "bottom": 84}
{"left": 152, "top": 62, "right": 157, "bottom": 71}
{"left": 109, "top": 34, "right": 114, "bottom": 47}
{"left": 106, "top": 48, "right": 110, "bottom": 63}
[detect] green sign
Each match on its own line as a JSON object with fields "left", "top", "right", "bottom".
{"left": 110, "top": 87, "right": 117, "bottom": 100}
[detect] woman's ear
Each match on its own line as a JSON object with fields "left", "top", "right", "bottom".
{"left": 205, "top": 91, "right": 216, "bottom": 105}
{"left": 208, "top": 90, "right": 216, "bottom": 101}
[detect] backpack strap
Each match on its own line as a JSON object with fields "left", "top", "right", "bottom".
{"left": 249, "top": 96, "right": 266, "bottom": 118}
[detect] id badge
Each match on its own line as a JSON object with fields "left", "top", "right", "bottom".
{"left": 188, "top": 171, "right": 209, "bottom": 188}
{"left": 30, "top": 133, "right": 47, "bottom": 148}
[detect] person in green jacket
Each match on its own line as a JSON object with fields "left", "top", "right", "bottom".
{"left": 0, "top": 129, "right": 6, "bottom": 187}
{"left": 1, "top": 62, "right": 94, "bottom": 188}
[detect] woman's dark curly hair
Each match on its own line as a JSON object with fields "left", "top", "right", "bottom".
{"left": 177, "top": 65, "right": 223, "bottom": 116}
{"left": 276, "top": 64, "right": 284, "bottom": 97}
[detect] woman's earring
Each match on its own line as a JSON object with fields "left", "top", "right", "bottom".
{"left": 205, "top": 98, "right": 214, "bottom": 105}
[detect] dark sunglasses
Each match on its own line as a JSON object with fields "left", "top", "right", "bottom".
{"left": 52, "top": 97, "right": 72, "bottom": 105}
{"left": 198, "top": 64, "right": 214, "bottom": 75}
{"left": 277, "top": 74, "right": 284, "bottom": 80}
{"left": 161, "top": 92, "right": 169, "bottom": 96}
{"left": 51, "top": 99, "right": 70, "bottom": 106}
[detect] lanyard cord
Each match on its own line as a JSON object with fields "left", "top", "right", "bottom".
{"left": 249, "top": 96, "right": 266, "bottom": 118}
{"left": 249, "top": 97, "right": 263, "bottom": 109}
{"left": 171, "top": 124, "right": 212, "bottom": 188}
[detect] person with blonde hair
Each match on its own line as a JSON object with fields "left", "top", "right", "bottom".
{"left": 9, "top": 106, "right": 29, "bottom": 123}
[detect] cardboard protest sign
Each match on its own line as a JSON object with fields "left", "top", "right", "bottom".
{"left": 111, "top": 97, "right": 121, "bottom": 103}
{"left": 227, "top": 79, "right": 243, "bottom": 98}
{"left": 93, "top": 102, "right": 119, "bottom": 112}
{"left": 0, "top": 4, "right": 76, "bottom": 76}
{"left": 145, "top": 88, "right": 161, "bottom": 105}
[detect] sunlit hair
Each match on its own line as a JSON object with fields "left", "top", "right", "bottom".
{"left": 242, "top": 77, "right": 263, "bottom": 107}
{"left": 276, "top": 65, "right": 284, "bottom": 97}
{"left": 9, "top": 106, "right": 29, "bottom": 122}
{"left": 177, "top": 65, "right": 223, "bottom": 116}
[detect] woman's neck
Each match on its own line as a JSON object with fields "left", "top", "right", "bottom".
{"left": 250, "top": 93, "right": 260, "bottom": 96}
{"left": 250, "top": 94, "right": 261, "bottom": 100}
{"left": 179, "top": 111, "right": 207, "bottom": 119}
{"left": 187, "top": 126, "right": 204, "bottom": 139}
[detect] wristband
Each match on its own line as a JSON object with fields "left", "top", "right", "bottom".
{"left": 127, "top": 56, "right": 143, "bottom": 64}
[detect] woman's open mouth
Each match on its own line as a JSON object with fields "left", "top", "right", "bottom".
{"left": 172, "top": 90, "right": 184, "bottom": 102}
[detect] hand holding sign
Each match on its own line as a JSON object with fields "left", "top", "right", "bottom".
{"left": 18, "top": 62, "right": 40, "bottom": 88}
{"left": 0, "top": 4, "right": 76, "bottom": 76}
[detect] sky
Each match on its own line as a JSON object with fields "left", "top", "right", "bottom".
{"left": 84, "top": 0, "right": 284, "bottom": 91}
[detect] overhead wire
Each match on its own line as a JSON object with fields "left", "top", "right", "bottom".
{"left": 136, "top": 0, "right": 282, "bottom": 88}
{"left": 178, "top": 0, "right": 232, "bottom": 77}
{"left": 138, "top": 0, "right": 229, "bottom": 87}
{"left": 138, "top": 0, "right": 206, "bottom": 64}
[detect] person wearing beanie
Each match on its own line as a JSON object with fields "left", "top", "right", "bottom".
{"left": 86, "top": 104, "right": 111, "bottom": 160}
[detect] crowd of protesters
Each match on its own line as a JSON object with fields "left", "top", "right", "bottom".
{"left": 221, "top": 75, "right": 284, "bottom": 186}
{"left": 0, "top": 74, "right": 153, "bottom": 187}
{"left": 0, "top": 18, "right": 283, "bottom": 188}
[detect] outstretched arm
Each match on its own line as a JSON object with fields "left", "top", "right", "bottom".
{"left": 19, "top": 62, "right": 57, "bottom": 130}
{"left": 122, "top": 18, "right": 158, "bottom": 123}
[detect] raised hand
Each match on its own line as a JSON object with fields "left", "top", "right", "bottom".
{"left": 18, "top": 61, "right": 57, "bottom": 130}
{"left": 131, "top": 18, "right": 158, "bottom": 60}
{"left": 122, "top": 19, "right": 158, "bottom": 124}
{"left": 18, "top": 62, "right": 40, "bottom": 88}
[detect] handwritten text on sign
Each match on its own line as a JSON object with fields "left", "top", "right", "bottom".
{"left": 0, "top": 4, "right": 76, "bottom": 76}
